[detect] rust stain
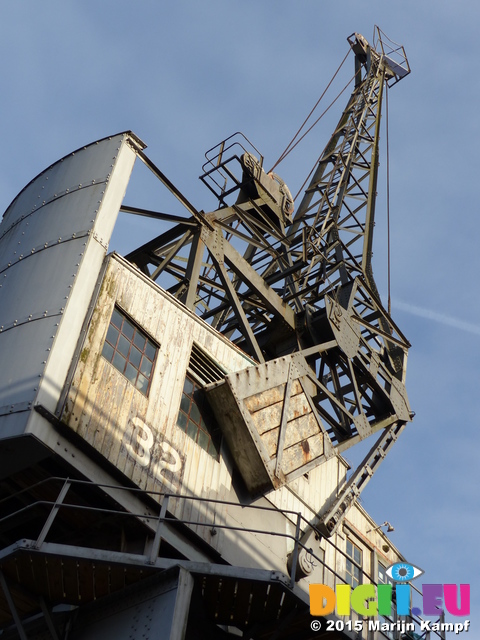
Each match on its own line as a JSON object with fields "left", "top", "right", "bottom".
{"left": 301, "top": 439, "right": 311, "bottom": 462}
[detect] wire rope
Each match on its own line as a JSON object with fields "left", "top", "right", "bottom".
{"left": 269, "top": 48, "right": 351, "bottom": 174}
{"left": 385, "top": 81, "right": 391, "bottom": 315}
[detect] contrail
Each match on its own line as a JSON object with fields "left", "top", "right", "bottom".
{"left": 393, "top": 300, "right": 480, "bottom": 336}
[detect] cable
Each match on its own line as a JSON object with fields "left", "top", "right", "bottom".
{"left": 291, "top": 72, "right": 356, "bottom": 203}
{"left": 386, "top": 81, "right": 391, "bottom": 315}
{"left": 269, "top": 48, "right": 351, "bottom": 173}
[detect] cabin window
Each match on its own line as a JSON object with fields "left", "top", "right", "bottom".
{"left": 102, "top": 306, "right": 157, "bottom": 396}
{"left": 346, "top": 538, "right": 363, "bottom": 588}
{"left": 378, "top": 563, "right": 395, "bottom": 586}
{"left": 176, "top": 375, "right": 220, "bottom": 460}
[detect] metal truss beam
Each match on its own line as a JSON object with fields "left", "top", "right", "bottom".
{"left": 121, "top": 31, "right": 412, "bottom": 510}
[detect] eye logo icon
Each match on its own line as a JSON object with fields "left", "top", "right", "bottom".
{"left": 309, "top": 561, "right": 469, "bottom": 619}
{"left": 386, "top": 562, "right": 424, "bottom": 582}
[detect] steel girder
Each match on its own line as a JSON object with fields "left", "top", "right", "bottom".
{"left": 124, "top": 31, "right": 411, "bottom": 454}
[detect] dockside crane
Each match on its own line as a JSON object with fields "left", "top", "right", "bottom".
{"left": 124, "top": 27, "right": 412, "bottom": 533}
{"left": 0, "top": 27, "right": 416, "bottom": 639}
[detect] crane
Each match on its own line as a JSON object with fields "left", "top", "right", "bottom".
{"left": 0, "top": 27, "right": 417, "bottom": 639}
{"left": 123, "top": 27, "right": 412, "bottom": 534}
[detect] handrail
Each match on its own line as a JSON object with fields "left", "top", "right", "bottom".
{"left": 0, "top": 476, "right": 445, "bottom": 639}
{"left": 0, "top": 476, "right": 373, "bottom": 583}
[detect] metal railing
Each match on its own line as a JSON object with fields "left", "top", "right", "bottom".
{"left": 0, "top": 477, "right": 447, "bottom": 639}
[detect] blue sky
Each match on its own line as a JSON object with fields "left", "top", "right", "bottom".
{"left": 1, "top": 0, "right": 478, "bottom": 627}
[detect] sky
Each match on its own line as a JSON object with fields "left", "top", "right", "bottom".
{"left": 0, "top": 0, "right": 478, "bottom": 631}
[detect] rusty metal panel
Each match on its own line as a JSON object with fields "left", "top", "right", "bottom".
{"left": 205, "top": 357, "right": 330, "bottom": 494}
{"left": 0, "top": 133, "right": 141, "bottom": 443}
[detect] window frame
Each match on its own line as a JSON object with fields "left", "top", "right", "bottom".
{"left": 378, "top": 562, "right": 395, "bottom": 587}
{"left": 101, "top": 306, "right": 158, "bottom": 397}
{"left": 345, "top": 537, "right": 363, "bottom": 588}
{"left": 176, "top": 373, "right": 222, "bottom": 461}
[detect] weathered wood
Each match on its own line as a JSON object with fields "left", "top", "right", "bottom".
{"left": 269, "top": 432, "right": 325, "bottom": 476}
{"left": 61, "top": 256, "right": 249, "bottom": 501}
{"left": 249, "top": 391, "right": 312, "bottom": 436}
{"left": 244, "top": 379, "right": 303, "bottom": 414}
{"left": 227, "top": 356, "right": 299, "bottom": 402}
{"left": 205, "top": 350, "right": 336, "bottom": 492}
{"left": 261, "top": 413, "right": 321, "bottom": 458}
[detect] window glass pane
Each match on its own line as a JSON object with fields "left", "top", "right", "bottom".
{"left": 102, "top": 341, "right": 114, "bottom": 362}
{"left": 140, "top": 357, "right": 153, "bottom": 378}
{"left": 129, "top": 346, "right": 142, "bottom": 369}
{"left": 117, "top": 334, "right": 131, "bottom": 358}
{"left": 184, "top": 377, "right": 194, "bottom": 394}
{"left": 102, "top": 307, "right": 157, "bottom": 397}
{"left": 187, "top": 421, "right": 197, "bottom": 440}
{"left": 176, "top": 373, "right": 220, "bottom": 460}
{"left": 190, "top": 402, "right": 201, "bottom": 425}
{"left": 133, "top": 331, "right": 146, "bottom": 351}
{"left": 145, "top": 341, "right": 156, "bottom": 361}
{"left": 113, "top": 351, "right": 126, "bottom": 373}
{"left": 135, "top": 374, "right": 149, "bottom": 394}
{"left": 176, "top": 411, "right": 187, "bottom": 431}
{"left": 106, "top": 324, "right": 119, "bottom": 347}
{"left": 180, "top": 394, "right": 191, "bottom": 414}
{"left": 197, "top": 430, "right": 209, "bottom": 451}
{"left": 125, "top": 363, "right": 138, "bottom": 384}
{"left": 122, "top": 319, "right": 135, "bottom": 340}
{"left": 346, "top": 539, "right": 363, "bottom": 588}
{"left": 208, "top": 440, "right": 219, "bottom": 458}
{"left": 111, "top": 308, "right": 123, "bottom": 328}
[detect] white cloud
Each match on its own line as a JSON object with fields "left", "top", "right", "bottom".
{"left": 394, "top": 300, "right": 480, "bottom": 337}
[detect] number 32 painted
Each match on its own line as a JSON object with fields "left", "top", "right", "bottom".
{"left": 124, "top": 417, "right": 182, "bottom": 491}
